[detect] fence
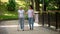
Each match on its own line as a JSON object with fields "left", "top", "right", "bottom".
{"left": 36, "top": 11, "right": 60, "bottom": 29}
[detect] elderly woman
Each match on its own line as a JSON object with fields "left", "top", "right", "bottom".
{"left": 18, "top": 7, "right": 25, "bottom": 31}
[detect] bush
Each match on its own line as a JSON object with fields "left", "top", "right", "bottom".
{"left": 7, "top": 0, "right": 16, "bottom": 11}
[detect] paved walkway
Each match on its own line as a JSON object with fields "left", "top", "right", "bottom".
{"left": 0, "top": 20, "right": 60, "bottom": 34}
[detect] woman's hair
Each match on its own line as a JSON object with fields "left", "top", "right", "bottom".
{"left": 29, "top": 5, "right": 33, "bottom": 9}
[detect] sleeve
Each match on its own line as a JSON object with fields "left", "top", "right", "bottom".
{"left": 18, "top": 10, "right": 20, "bottom": 15}
{"left": 23, "top": 10, "right": 25, "bottom": 13}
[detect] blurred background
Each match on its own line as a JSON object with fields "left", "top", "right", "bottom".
{"left": 0, "top": 0, "right": 60, "bottom": 34}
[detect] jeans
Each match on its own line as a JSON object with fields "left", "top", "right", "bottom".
{"left": 28, "top": 18, "right": 34, "bottom": 29}
{"left": 19, "top": 18, "right": 24, "bottom": 30}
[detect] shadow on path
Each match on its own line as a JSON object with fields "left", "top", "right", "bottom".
{"left": 0, "top": 27, "right": 8, "bottom": 34}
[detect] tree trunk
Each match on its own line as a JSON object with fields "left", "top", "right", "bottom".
{"left": 35, "top": 0, "right": 40, "bottom": 11}
{"left": 43, "top": 0, "right": 46, "bottom": 11}
{"left": 30, "top": 0, "right": 34, "bottom": 9}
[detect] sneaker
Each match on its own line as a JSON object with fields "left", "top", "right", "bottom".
{"left": 30, "top": 28, "right": 31, "bottom": 30}
{"left": 21, "top": 29, "right": 24, "bottom": 31}
{"left": 22, "top": 30, "right": 24, "bottom": 31}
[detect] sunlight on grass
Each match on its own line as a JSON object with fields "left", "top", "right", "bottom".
{"left": 1, "top": 0, "right": 8, "bottom": 2}
{"left": 4, "top": 13, "right": 16, "bottom": 16}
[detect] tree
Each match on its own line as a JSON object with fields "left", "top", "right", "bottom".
{"left": 35, "top": 0, "right": 40, "bottom": 11}
{"left": 30, "top": 0, "right": 34, "bottom": 9}
{"left": 47, "top": 0, "right": 60, "bottom": 10}
{"left": 55, "top": 0, "right": 60, "bottom": 10}
{"left": 7, "top": 0, "right": 16, "bottom": 11}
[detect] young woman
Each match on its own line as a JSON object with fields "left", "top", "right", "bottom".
{"left": 27, "top": 5, "right": 34, "bottom": 30}
{"left": 18, "top": 7, "right": 25, "bottom": 31}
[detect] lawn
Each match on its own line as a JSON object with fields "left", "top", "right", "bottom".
{"left": 0, "top": 10, "right": 18, "bottom": 20}
{"left": 0, "top": 0, "right": 28, "bottom": 20}
{"left": 0, "top": 10, "right": 28, "bottom": 20}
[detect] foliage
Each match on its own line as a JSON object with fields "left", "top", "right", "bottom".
{"left": 47, "top": 0, "right": 60, "bottom": 10}
{"left": 0, "top": 0, "right": 29, "bottom": 20}
{"left": 1, "top": 0, "right": 60, "bottom": 20}
{"left": 39, "top": 0, "right": 60, "bottom": 10}
{"left": 7, "top": 0, "right": 16, "bottom": 11}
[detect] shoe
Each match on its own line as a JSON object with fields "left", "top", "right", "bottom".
{"left": 30, "top": 28, "right": 31, "bottom": 30}
{"left": 22, "top": 30, "right": 24, "bottom": 31}
{"left": 21, "top": 29, "right": 24, "bottom": 31}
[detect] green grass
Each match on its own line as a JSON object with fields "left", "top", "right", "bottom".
{"left": 0, "top": 11, "right": 18, "bottom": 20}
{"left": 0, "top": 2, "right": 28, "bottom": 20}
{"left": 1, "top": 2, "right": 60, "bottom": 20}
{"left": 0, "top": 14, "right": 28, "bottom": 20}
{"left": 0, "top": 11, "right": 28, "bottom": 20}
{"left": 0, "top": 15, "right": 18, "bottom": 20}
{"left": 0, "top": 4, "right": 18, "bottom": 20}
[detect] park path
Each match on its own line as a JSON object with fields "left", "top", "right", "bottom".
{"left": 0, "top": 20, "right": 60, "bottom": 34}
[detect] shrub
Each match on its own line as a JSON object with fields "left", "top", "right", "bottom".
{"left": 7, "top": 0, "right": 16, "bottom": 11}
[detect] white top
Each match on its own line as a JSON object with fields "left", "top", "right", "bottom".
{"left": 28, "top": 9, "right": 34, "bottom": 18}
{"left": 18, "top": 10, "right": 24, "bottom": 18}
